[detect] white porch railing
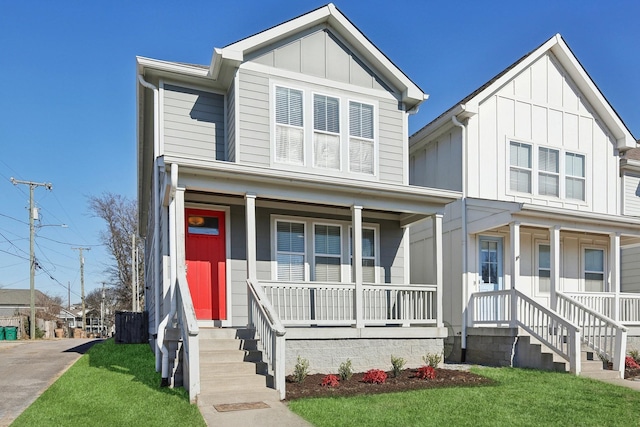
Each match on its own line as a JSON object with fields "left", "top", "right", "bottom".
{"left": 261, "top": 281, "right": 438, "bottom": 327}
{"left": 557, "top": 292, "right": 627, "bottom": 377}
{"left": 564, "top": 292, "right": 640, "bottom": 325}
{"left": 175, "top": 268, "right": 200, "bottom": 403}
{"left": 469, "top": 289, "right": 582, "bottom": 374}
{"left": 247, "top": 279, "right": 287, "bottom": 400}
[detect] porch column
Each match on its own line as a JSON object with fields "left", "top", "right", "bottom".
{"left": 509, "top": 221, "right": 520, "bottom": 328}
{"left": 550, "top": 226, "right": 561, "bottom": 310}
{"left": 352, "top": 205, "right": 364, "bottom": 328}
{"left": 174, "top": 187, "right": 186, "bottom": 274}
{"left": 610, "top": 232, "right": 621, "bottom": 321}
{"left": 432, "top": 214, "right": 443, "bottom": 328}
{"left": 245, "top": 194, "right": 257, "bottom": 281}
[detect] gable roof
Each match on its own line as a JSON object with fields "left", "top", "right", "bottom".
{"left": 411, "top": 34, "right": 636, "bottom": 150}
{"left": 0, "top": 289, "right": 47, "bottom": 306}
{"left": 209, "top": 3, "right": 426, "bottom": 110}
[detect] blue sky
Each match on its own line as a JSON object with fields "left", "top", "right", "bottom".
{"left": 1, "top": 1, "right": 638, "bottom": 302}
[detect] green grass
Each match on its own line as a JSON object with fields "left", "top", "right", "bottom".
{"left": 289, "top": 367, "right": 640, "bottom": 427}
{"left": 12, "top": 339, "right": 205, "bottom": 427}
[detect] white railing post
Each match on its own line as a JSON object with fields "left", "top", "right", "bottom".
{"left": 246, "top": 194, "right": 257, "bottom": 325}
{"left": 432, "top": 214, "right": 444, "bottom": 328}
{"left": 550, "top": 226, "right": 560, "bottom": 311}
{"left": 275, "top": 332, "right": 286, "bottom": 400}
{"left": 510, "top": 287, "right": 518, "bottom": 328}
{"left": 613, "top": 327, "right": 627, "bottom": 378}
{"left": 610, "top": 232, "right": 621, "bottom": 322}
{"left": 352, "top": 205, "right": 364, "bottom": 328}
{"left": 570, "top": 328, "right": 581, "bottom": 375}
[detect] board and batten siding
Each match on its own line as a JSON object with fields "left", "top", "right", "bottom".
{"left": 470, "top": 52, "right": 619, "bottom": 215}
{"left": 410, "top": 127, "right": 463, "bottom": 191}
{"left": 622, "top": 246, "right": 640, "bottom": 293}
{"left": 162, "top": 84, "right": 226, "bottom": 161}
{"left": 623, "top": 173, "right": 640, "bottom": 216}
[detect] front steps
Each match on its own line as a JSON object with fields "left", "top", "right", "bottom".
{"left": 197, "top": 327, "right": 280, "bottom": 407}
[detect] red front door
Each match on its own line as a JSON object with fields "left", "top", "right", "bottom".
{"left": 185, "top": 209, "right": 226, "bottom": 320}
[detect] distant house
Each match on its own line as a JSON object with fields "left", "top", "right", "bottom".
{"left": 137, "top": 3, "right": 459, "bottom": 402}
{"left": 0, "top": 289, "right": 47, "bottom": 317}
{"left": 410, "top": 34, "right": 640, "bottom": 378}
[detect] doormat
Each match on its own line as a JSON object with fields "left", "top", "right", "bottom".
{"left": 214, "top": 401, "right": 270, "bottom": 412}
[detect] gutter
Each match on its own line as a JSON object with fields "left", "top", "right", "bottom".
{"left": 137, "top": 74, "right": 162, "bottom": 372}
{"left": 451, "top": 111, "right": 468, "bottom": 361}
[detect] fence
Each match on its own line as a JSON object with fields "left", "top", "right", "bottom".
{"left": 115, "top": 311, "right": 148, "bottom": 344}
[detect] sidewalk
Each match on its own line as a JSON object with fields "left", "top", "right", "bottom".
{"left": 0, "top": 338, "right": 101, "bottom": 427}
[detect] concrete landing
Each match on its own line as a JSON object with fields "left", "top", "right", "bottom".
{"left": 198, "top": 394, "right": 312, "bottom": 427}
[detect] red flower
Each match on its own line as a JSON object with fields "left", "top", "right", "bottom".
{"left": 626, "top": 356, "right": 640, "bottom": 370}
{"left": 362, "top": 369, "right": 387, "bottom": 384}
{"left": 416, "top": 365, "right": 437, "bottom": 380}
{"left": 321, "top": 374, "right": 340, "bottom": 387}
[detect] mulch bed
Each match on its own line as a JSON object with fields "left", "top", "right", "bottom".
{"left": 285, "top": 368, "right": 494, "bottom": 400}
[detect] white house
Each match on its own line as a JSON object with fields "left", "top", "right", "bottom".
{"left": 409, "top": 34, "right": 640, "bottom": 378}
{"left": 137, "top": 4, "right": 460, "bottom": 403}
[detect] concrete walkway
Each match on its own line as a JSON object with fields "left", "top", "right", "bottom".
{"left": 0, "top": 338, "right": 101, "bottom": 427}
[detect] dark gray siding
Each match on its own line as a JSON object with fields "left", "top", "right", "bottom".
{"left": 226, "top": 80, "right": 236, "bottom": 162}
{"left": 237, "top": 70, "right": 270, "bottom": 167}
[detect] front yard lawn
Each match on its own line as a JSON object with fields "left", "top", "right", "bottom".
{"left": 11, "top": 339, "right": 205, "bottom": 427}
{"left": 289, "top": 367, "right": 640, "bottom": 426}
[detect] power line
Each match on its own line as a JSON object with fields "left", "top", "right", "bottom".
{"left": 35, "top": 235, "right": 102, "bottom": 247}
{"left": 0, "top": 212, "right": 28, "bottom": 225}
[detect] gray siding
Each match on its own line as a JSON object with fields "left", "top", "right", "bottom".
{"left": 229, "top": 205, "right": 248, "bottom": 326}
{"left": 237, "top": 70, "right": 271, "bottom": 167}
{"left": 624, "top": 173, "right": 640, "bottom": 216}
{"left": 378, "top": 97, "right": 405, "bottom": 184}
{"left": 163, "top": 84, "right": 225, "bottom": 161}
{"left": 622, "top": 247, "right": 640, "bottom": 293}
{"left": 250, "top": 29, "right": 388, "bottom": 92}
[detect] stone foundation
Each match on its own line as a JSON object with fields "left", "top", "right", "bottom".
{"left": 285, "top": 338, "right": 443, "bottom": 374}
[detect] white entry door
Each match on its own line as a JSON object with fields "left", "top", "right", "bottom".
{"left": 479, "top": 237, "right": 503, "bottom": 292}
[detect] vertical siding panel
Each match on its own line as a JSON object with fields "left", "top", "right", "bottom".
{"left": 578, "top": 116, "right": 593, "bottom": 153}
{"left": 514, "top": 101, "right": 531, "bottom": 140}
{"left": 531, "top": 105, "right": 547, "bottom": 144}
{"left": 531, "top": 55, "right": 548, "bottom": 105}
{"left": 514, "top": 68, "right": 531, "bottom": 99}
{"left": 591, "top": 125, "right": 607, "bottom": 213}
{"left": 563, "top": 113, "right": 579, "bottom": 151}
{"left": 547, "top": 58, "right": 563, "bottom": 107}
{"left": 548, "top": 109, "right": 563, "bottom": 145}
{"left": 477, "top": 97, "right": 497, "bottom": 199}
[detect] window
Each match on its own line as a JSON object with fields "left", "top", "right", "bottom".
{"left": 538, "top": 148, "right": 559, "bottom": 197}
{"left": 314, "top": 224, "right": 341, "bottom": 282}
{"left": 276, "top": 221, "right": 305, "bottom": 281}
{"left": 584, "top": 248, "right": 604, "bottom": 292}
{"left": 510, "top": 142, "right": 532, "bottom": 193}
{"left": 313, "top": 95, "right": 340, "bottom": 170}
{"left": 350, "top": 228, "right": 376, "bottom": 283}
{"left": 349, "top": 101, "right": 374, "bottom": 174}
{"left": 566, "top": 152, "right": 585, "bottom": 201}
{"left": 538, "top": 244, "right": 550, "bottom": 293}
{"left": 275, "top": 87, "right": 304, "bottom": 165}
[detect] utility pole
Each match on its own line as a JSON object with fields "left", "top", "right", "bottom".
{"left": 131, "top": 234, "right": 136, "bottom": 311}
{"left": 72, "top": 247, "right": 91, "bottom": 335}
{"left": 101, "top": 282, "right": 105, "bottom": 337}
{"left": 67, "top": 281, "right": 70, "bottom": 310}
{"left": 10, "top": 178, "right": 52, "bottom": 340}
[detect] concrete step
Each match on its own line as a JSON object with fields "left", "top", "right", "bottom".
{"left": 200, "top": 360, "right": 265, "bottom": 376}
{"left": 581, "top": 360, "right": 606, "bottom": 372}
{"left": 200, "top": 338, "right": 258, "bottom": 351}
{"left": 200, "top": 348, "right": 263, "bottom": 363}
{"left": 580, "top": 369, "right": 622, "bottom": 381}
{"left": 201, "top": 372, "right": 267, "bottom": 390}
{"left": 198, "top": 327, "right": 255, "bottom": 340}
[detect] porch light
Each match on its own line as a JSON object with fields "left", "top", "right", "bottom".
{"left": 188, "top": 216, "right": 205, "bottom": 226}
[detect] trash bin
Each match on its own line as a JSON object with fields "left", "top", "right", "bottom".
{"left": 5, "top": 326, "right": 17, "bottom": 341}
{"left": 0, "top": 326, "right": 5, "bottom": 340}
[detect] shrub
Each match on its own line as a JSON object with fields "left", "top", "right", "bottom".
{"left": 390, "top": 355, "right": 406, "bottom": 378}
{"left": 362, "top": 369, "right": 387, "bottom": 384}
{"left": 321, "top": 374, "right": 339, "bottom": 387}
{"left": 293, "top": 356, "right": 309, "bottom": 383}
{"left": 416, "top": 365, "right": 437, "bottom": 380}
{"left": 422, "top": 352, "right": 442, "bottom": 368}
{"left": 338, "top": 359, "right": 353, "bottom": 381}
{"left": 629, "top": 349, "right": 640, "bottom": 363}
{"left": 626, "top": 356, "right": 640, "bottom": 370}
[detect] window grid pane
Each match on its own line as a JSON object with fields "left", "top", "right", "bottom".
{"left": 276, "top": 221, "right": 305, "bottom": 281}
{"left": 510, "top": 142, "right": 532, "bottom": 193}
{"left": 565, "top": 153, "right": 585, "bottom": 201}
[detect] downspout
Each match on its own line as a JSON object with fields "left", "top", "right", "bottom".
{"left": 137, "top": 75, "right": 162, "bottom": 371}
{"left": 451, "top": 113, "right": 468, "bottom": 362}
{"left": 159, "top": 165, "right": 179, "bottom": 385}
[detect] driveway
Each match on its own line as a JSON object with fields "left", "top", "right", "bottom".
{"left": 0, "top": 338, "right": 101, "bottom": 426}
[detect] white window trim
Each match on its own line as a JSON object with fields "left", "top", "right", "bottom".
{"left": 270, "top": 81, "right": 379, "bottom": 179}
{"left": 311, "top": 222, "right": 343, "bottom": 282}
{"left": 506, "top": 138, "right": 588, "bottom": 203}
{"left": 581, "top": 245, "right": 607, "bottom": 292}
{"left": 312, "top": 91, "right": 342, "bottom": 171}
{"left": 271, "top": 215, "right": 380, "bottom": 283}
{"left": 564, "top": 152, "right": 586, "bottom": 202}
{"left": 538, "top": 147, "right": 560, "bottom": 197}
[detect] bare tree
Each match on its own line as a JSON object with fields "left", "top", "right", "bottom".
{"left": 36, "top": 291, "right": 63, "bottom": 321}
{"left": 88, "top": 193, "right": 144, "bottom": 311}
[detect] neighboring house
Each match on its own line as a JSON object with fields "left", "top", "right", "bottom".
{"left": 0, "top": 289, "right": 48, "bottom": 317}
{"left": 621, "top": 148, "right": 640, "bottom": 293}
{"left": 410, "top": 34, "right": 640, "bottom": 377}
{"left": 137, "top": 4, "right": 460, "bottom": 401}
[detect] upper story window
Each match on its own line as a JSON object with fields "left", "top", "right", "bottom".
{"left": 565, "top": 152, "right": 585, "bottom": 201}
{"left": 509, "top": 140, "right": 586, "bottom": 201}
{"left": 538, "top": 147, "right": 559, "bottom": 197}
{"left": 509, "top": 142, "right": 532, "bottom": 193}
{"left": 273, "top": 85, "right": 377, "bottom": 176}
{"left": 275, "top": 87, "right": 304, "bottom": 165}
{"left": 349, "top": 101, "right": 375, "bottom": 175}
{"left": 313, "top": 95, "right": 340, "bottom": 170}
